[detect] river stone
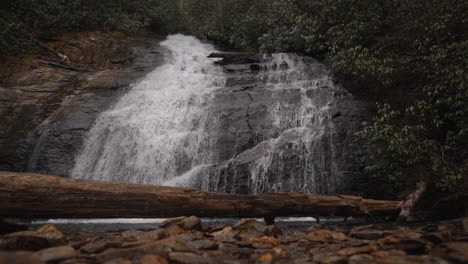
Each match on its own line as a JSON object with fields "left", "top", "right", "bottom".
{"left": 312, "top": 252, "right": 348, "bottom": 264}
{"left": 348, "top": 254, "right": 374, "bottom": 264}
{"left": 80, "top": 238, "right": 124, "bottom": 254}
{"left": 0, "top": 251, "right": 43, "bottom": 264}
{"left": 349, "top": 230, "right": 385, "bottom": 240}
{"left": 431, "top": 242, "right": 468, "bottom": 264}
{"left": 160, "top": 216, "right": 202, "bottom": 230}
{"left": 168, "top": 252, "right": 217, "bottom": 264}
{"left": 139, "top": 254, "right": 169, "bottom": 264}
{"left": 374, "top": 255, "right": 449, "bottom": 264}
{"left": 34, "top": 245, "right": 77, "bottom": 263}
{"left": 187, "top": 240, "right": 219, "bottom": 250}
{"left": 122, "top": 229, "right": 168, "bottom": 241}
{"left": 0, "top": 225, "right": 65, "bottom": 251}
{"left": 97, "top": 237, "right": 192, "bottom": 262}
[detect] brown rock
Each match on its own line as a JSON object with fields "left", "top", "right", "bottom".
{"left": 232, "top": 219, "right": 268, "bottom": 239}
{"left": 374, "top": 255, "right": 448, "bottom": 264}
{"left": 349, "top": 230, "right": 385, "bottom": 240}
{"left": 122, "top": 229, "right": 168, "bottom": 241}
{"left": 259, "top": 253, "right": 273, "bottom": 263}
{"left": 140, "top": 254, "right": 169, "bottom": 264}
{"left": 160, "top": 216, "right": 202, "bottom": 230}
{"left": 431, "top": 242, "right": 468, "bottom": 264}
{"left": 245, "top": 236, "right": 280, "bottom": 247}
{"left": 80, "top": 238, "right": 124, "bottom": 254}
{"left": 0, "top": 251, "right": 43, "bottom": 264}
{"left": 372, "top": 250, "right": 406, "bottom": 258}
{"left": 0, "top": 226, "right": 65, "bottom": 251}
{"left": 34, "top": 245, "right": 76, "bottom": 263}
{"left": 348, "top": 254, "right": 374, "bottom": 264}
{"left": 337, "top": 245, "right": 377, "bottom": 256}
{"left": 304, "top": 229, "right": 347, "bottom": 242}
{"left": 166, "top": 226, "right": 186, "bottom": 236}
{"left": 98, "top": 237, "right": 192, "bottom": 262}
{"left": 168, "top": 252, "right": 216, "bottom": 264}
{"left": 312, "top": 253, "right": 347, "bottom": 264}
{"left": 422, "top": 231, "right": 452, "bottom": 244}
{"left": 187, "top": 240, "right": 219, "bottom": 250}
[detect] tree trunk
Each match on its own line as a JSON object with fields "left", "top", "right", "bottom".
{"left": 0, "top": 172, "right": 402, "bottom": 219}
{"left": 398, "top": 180, "right": 428, "bottom": 222}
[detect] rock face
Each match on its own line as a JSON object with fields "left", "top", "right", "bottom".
{"left": 0, "top": 32, "right": 165, "bottom": 175}
{"left": 186, "top": 53, "right": 369, "bottom": 194}
{"left": 1, "top": 34, "right": 369, "bottom": 195}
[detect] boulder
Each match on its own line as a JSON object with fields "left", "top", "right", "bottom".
{"left": 160, "top": 216, "right": 202, "bottom": 230}
{"left": 0, "top": 225, "right": 65, "bottom": 251}
{"left": 0, "top": 251, "right": 43, "bottom": 264}
{"left": 34, "top": 245, "right": 76, "bottom": 263}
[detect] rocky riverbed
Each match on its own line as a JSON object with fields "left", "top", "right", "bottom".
{"left": 1, "top": 217, "right": 468, "bottom": 264}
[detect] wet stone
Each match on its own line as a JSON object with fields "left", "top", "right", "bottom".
{"left": 0, "top": 251, "right": 43, "bottom": 264}
{"left": 187, "top": 239, "right": 219, "bottom": 250}
{"left": 34, "top": 245, "right": 77, "bottom": 263}
{"left": 349, "top": 230, "right": 385, "bottom": 240}
{"left": 431, "top": 242, "right": 468, "bottom": 264}
{"left": 139, "top": 254, "right": 169, "bottom": 264}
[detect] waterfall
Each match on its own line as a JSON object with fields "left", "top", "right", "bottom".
{"left": 71, "top": 35, "right": 225, "bottom": 184}
{"left": 72, "top": 35, "right": 350, "bottom": 194}
{"left": 245, "top": 54, "right": 341, "bottom": 194}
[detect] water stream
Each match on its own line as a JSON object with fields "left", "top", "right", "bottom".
{"left": 72, "top": 35, "right": 349, "bottom": 194}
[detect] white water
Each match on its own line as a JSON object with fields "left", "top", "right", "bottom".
{"left": 71, "top": 35, "right": 225, "bottom": 184}
{"left": 72, "top": 35, "right": 346, "bottom": 194}
{"left": 246, "top": 54, "right": 342, "bottom": 194}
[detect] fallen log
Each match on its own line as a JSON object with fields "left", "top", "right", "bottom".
{"left": 0, "top": 172, "right": 402, "bottom": 219}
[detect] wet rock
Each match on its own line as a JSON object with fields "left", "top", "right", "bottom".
{"left": 348, "top": 254, "right": 374, "bottom": 264}
{"left": 312, "top": 253, "right": 347, "bottom": 264}
{"left": 103, "top": 259, "right": 133, "bottom": 264}
{"left": 258, "top": 252, "right": 273, "bottom": 263}
{"left": 431, "top": 242, "right": 468, "bottom": 264}
{"left": 35, "top": 245, "right": 77, "bottom": 263}
{"left": 122, "top": 229, "right": 168, "bottom": 241}
{"left": 422, "top": 231, "right": 452, "bottom": 244}
{"left": 160, "top": 216, "right": 201, "bottom": 230}
{"left": 187, "top": 240, "right": 219, "bottom": 250}
{"left": 231, "top": 219, "right": 275, "bottom": 240}
{"left": 373, "top": 255, "right": 449, "bottom": 264}
{"left": 97, "top": 237, "right": 192, "bottom": 262}
{"left": 0, "top": 218, "right": 28, "bottom": 235}
{"left": 80, "top": 238, "right": 124, "bottom": 254}
{"left": 165, "top": 226, "right": 186, "bottom": 236}
{"left": 169, "top": 252, "right": 216, "bottom": 264}
{"left": 0, "top": 251, "right": 43, "bottom": 264}
{"left": 245, "top": 236, "right": 280, "bottom": 247}
{"left": 0, "top": 225, "right": 65, "bottom": 250}
{"left": 139, "top": 254, "right": 169, "bottom": 264}
{"left": 349, "top": 230, "right": 385, "bottom": 240}
{"left": 337, "top": 245, "right": 377, "bottom": 256}
{"left": 304, "top": 229, "right": 348, "bottom": 242}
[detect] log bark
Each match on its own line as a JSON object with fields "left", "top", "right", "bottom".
{"left": 0, "top": 172, "right": 402, "bottom": 219}
{"left": 398, "top": 180, "right": 428, "bottom": 222}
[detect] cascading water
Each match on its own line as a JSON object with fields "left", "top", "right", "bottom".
{"left": 245, "top": 54, "right": 342, "bottom": 194}
{"left": 72, "top": 35, "right": 357, "bottom": 194}
{"left": 71, "top": 35, "right": 225, "bottom": 184}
